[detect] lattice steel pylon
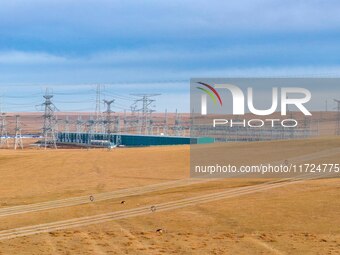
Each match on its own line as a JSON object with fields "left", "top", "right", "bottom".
{"left": 95, "top": 85, "right": 103, "bottom": 133}
{"left": 123, "top": 110, "right": 127, "bottom": 133}
{"left": 129, "top": 103, "right": 140, "bottom": 134}
{"left": 335, "top": 99, "right": 340, "bottom": 135}
{"left": 116, "top": 115, "right": 121, "bottom": 133}
{"left": 75, "top": 116, "right": 84, "bottom": 143}
{"left": 86, "top": 116, "right": 95, "bottom": 144}
{"left": 64, "top": 116, "right": 70, "bottom": 142}
{"left": 103, "top": 99, "right": 115, "bottom": 135}
{"left": 130, "top": 94, "right": 160, "bottom": 135}
{"left": 163, "top": 109, "right": 168, "bottom": 135}
{"left": 41, "top": 89, "right": 58, "bottom": 149}
{"left": 14, "top": 115, "right": 23, "bottom": 150}
{"left": 174, "top": 109, "right": 183, "bottom": 136}
{"left": 0, "top": 113, "right": 9, "bottom": 148}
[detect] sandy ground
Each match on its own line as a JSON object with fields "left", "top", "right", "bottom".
{"left": 0, "top": 137, "right": 339, "bottom": 254}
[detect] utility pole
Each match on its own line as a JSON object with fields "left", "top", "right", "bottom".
{"left": 334, "top": 99, "right": 340, "bottom": 135}
{"left": 41, "top": 89, "right": 58, "bottom": 149}
{"left": 14, "top": 115, "right": 23, "bottom": 150}
{"left": 130, "top": 94, "right": 160, "bottom": 135}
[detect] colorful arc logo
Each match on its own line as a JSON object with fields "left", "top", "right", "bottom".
{"left": 196, "top": 82, "right": 223, "bottom": 106}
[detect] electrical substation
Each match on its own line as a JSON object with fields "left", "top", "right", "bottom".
{"left": 0, "top": 85, "right": 338, "bottom": 149}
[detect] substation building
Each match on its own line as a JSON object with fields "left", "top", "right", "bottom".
{"left": 57, "top": 132, "right": 214, "bottom": 148}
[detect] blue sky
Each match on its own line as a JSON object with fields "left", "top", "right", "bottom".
{"left": 0, "top": 0, "right": 340, "bottom": 112}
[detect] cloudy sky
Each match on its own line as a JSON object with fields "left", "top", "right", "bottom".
{"left": 0, "top": 0, "right": 339, "bottom": 112}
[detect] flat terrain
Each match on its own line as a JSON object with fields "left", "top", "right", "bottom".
{"left": 0, "top": 137, "right": 339, "bottom": 254}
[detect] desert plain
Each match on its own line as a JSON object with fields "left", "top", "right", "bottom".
{"left": 0, "top": 137, "right": 339, "bottom": 254}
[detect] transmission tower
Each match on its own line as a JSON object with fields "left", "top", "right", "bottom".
{"left": 116, "top": 115, "right": 121, "bottom": 133}
{"left": 130, "top": 94, "right": 160, "bottom": 135}
{"left": 129, "top": 103, "right": 140, "bottom": 134}
{"left": 123, "top": 110, "right": 128, "bottom": 133}
{"left": 0, "top": 113, "right": 9, "bottom": 148}
{"left": 190, "top": 108, "right": 195, "bottom": 137}
{"left": 95, "top": 85, "right": 103, "bottom": 133}
{"left": 174, "top": 109, "right": 183, "bottom": 136}
{"left": 163, "top": 109, "right": 168, "bottom": 135}
{"left": 64, "top": 116, "right": 70, "bottom": 142}
{"left": 335, "top": 99, "right": 340, "bottom": 135}
{"left": 86, "top": 116, "right": 95, "bottom": 144}
{"left": 41, "top": 89, "right": 58, "bottom": 149}
{"left": 0, "top": 98, "right": 9, "bottom": 148}
{"left": 14, "top": 115, "right": 23, "bottom": 150}
{"left": 103, "top": 99, "right": 115, "bottom": 135}
{"left": 76, "top": 116, "right": 84, "bottom": 143}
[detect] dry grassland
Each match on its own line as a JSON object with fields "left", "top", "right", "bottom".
{"left": 0, "top": 137, "right": 339, "bottom": 254}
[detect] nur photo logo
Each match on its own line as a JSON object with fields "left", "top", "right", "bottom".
{"left": 197, "top": 82, "right": 312, "bottom": 116}
{"left": 193, "top": 79, "right": 313, "bottom": 129}
{"left": 196, "top": 82, "right": 223, "bottom": 110}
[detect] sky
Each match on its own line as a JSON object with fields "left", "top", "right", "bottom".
{"left": 0, "top": 0, "right": 340, "bottom": 112}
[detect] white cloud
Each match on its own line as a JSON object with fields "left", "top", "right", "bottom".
{"left": 0, "top": 51, "right": 67, "bottom": 64}
{"left": 1, "top": 39, "right": 336, "bottom": 66}
{"left": 1, "top": 0, "right": 340, "bottom": 40}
